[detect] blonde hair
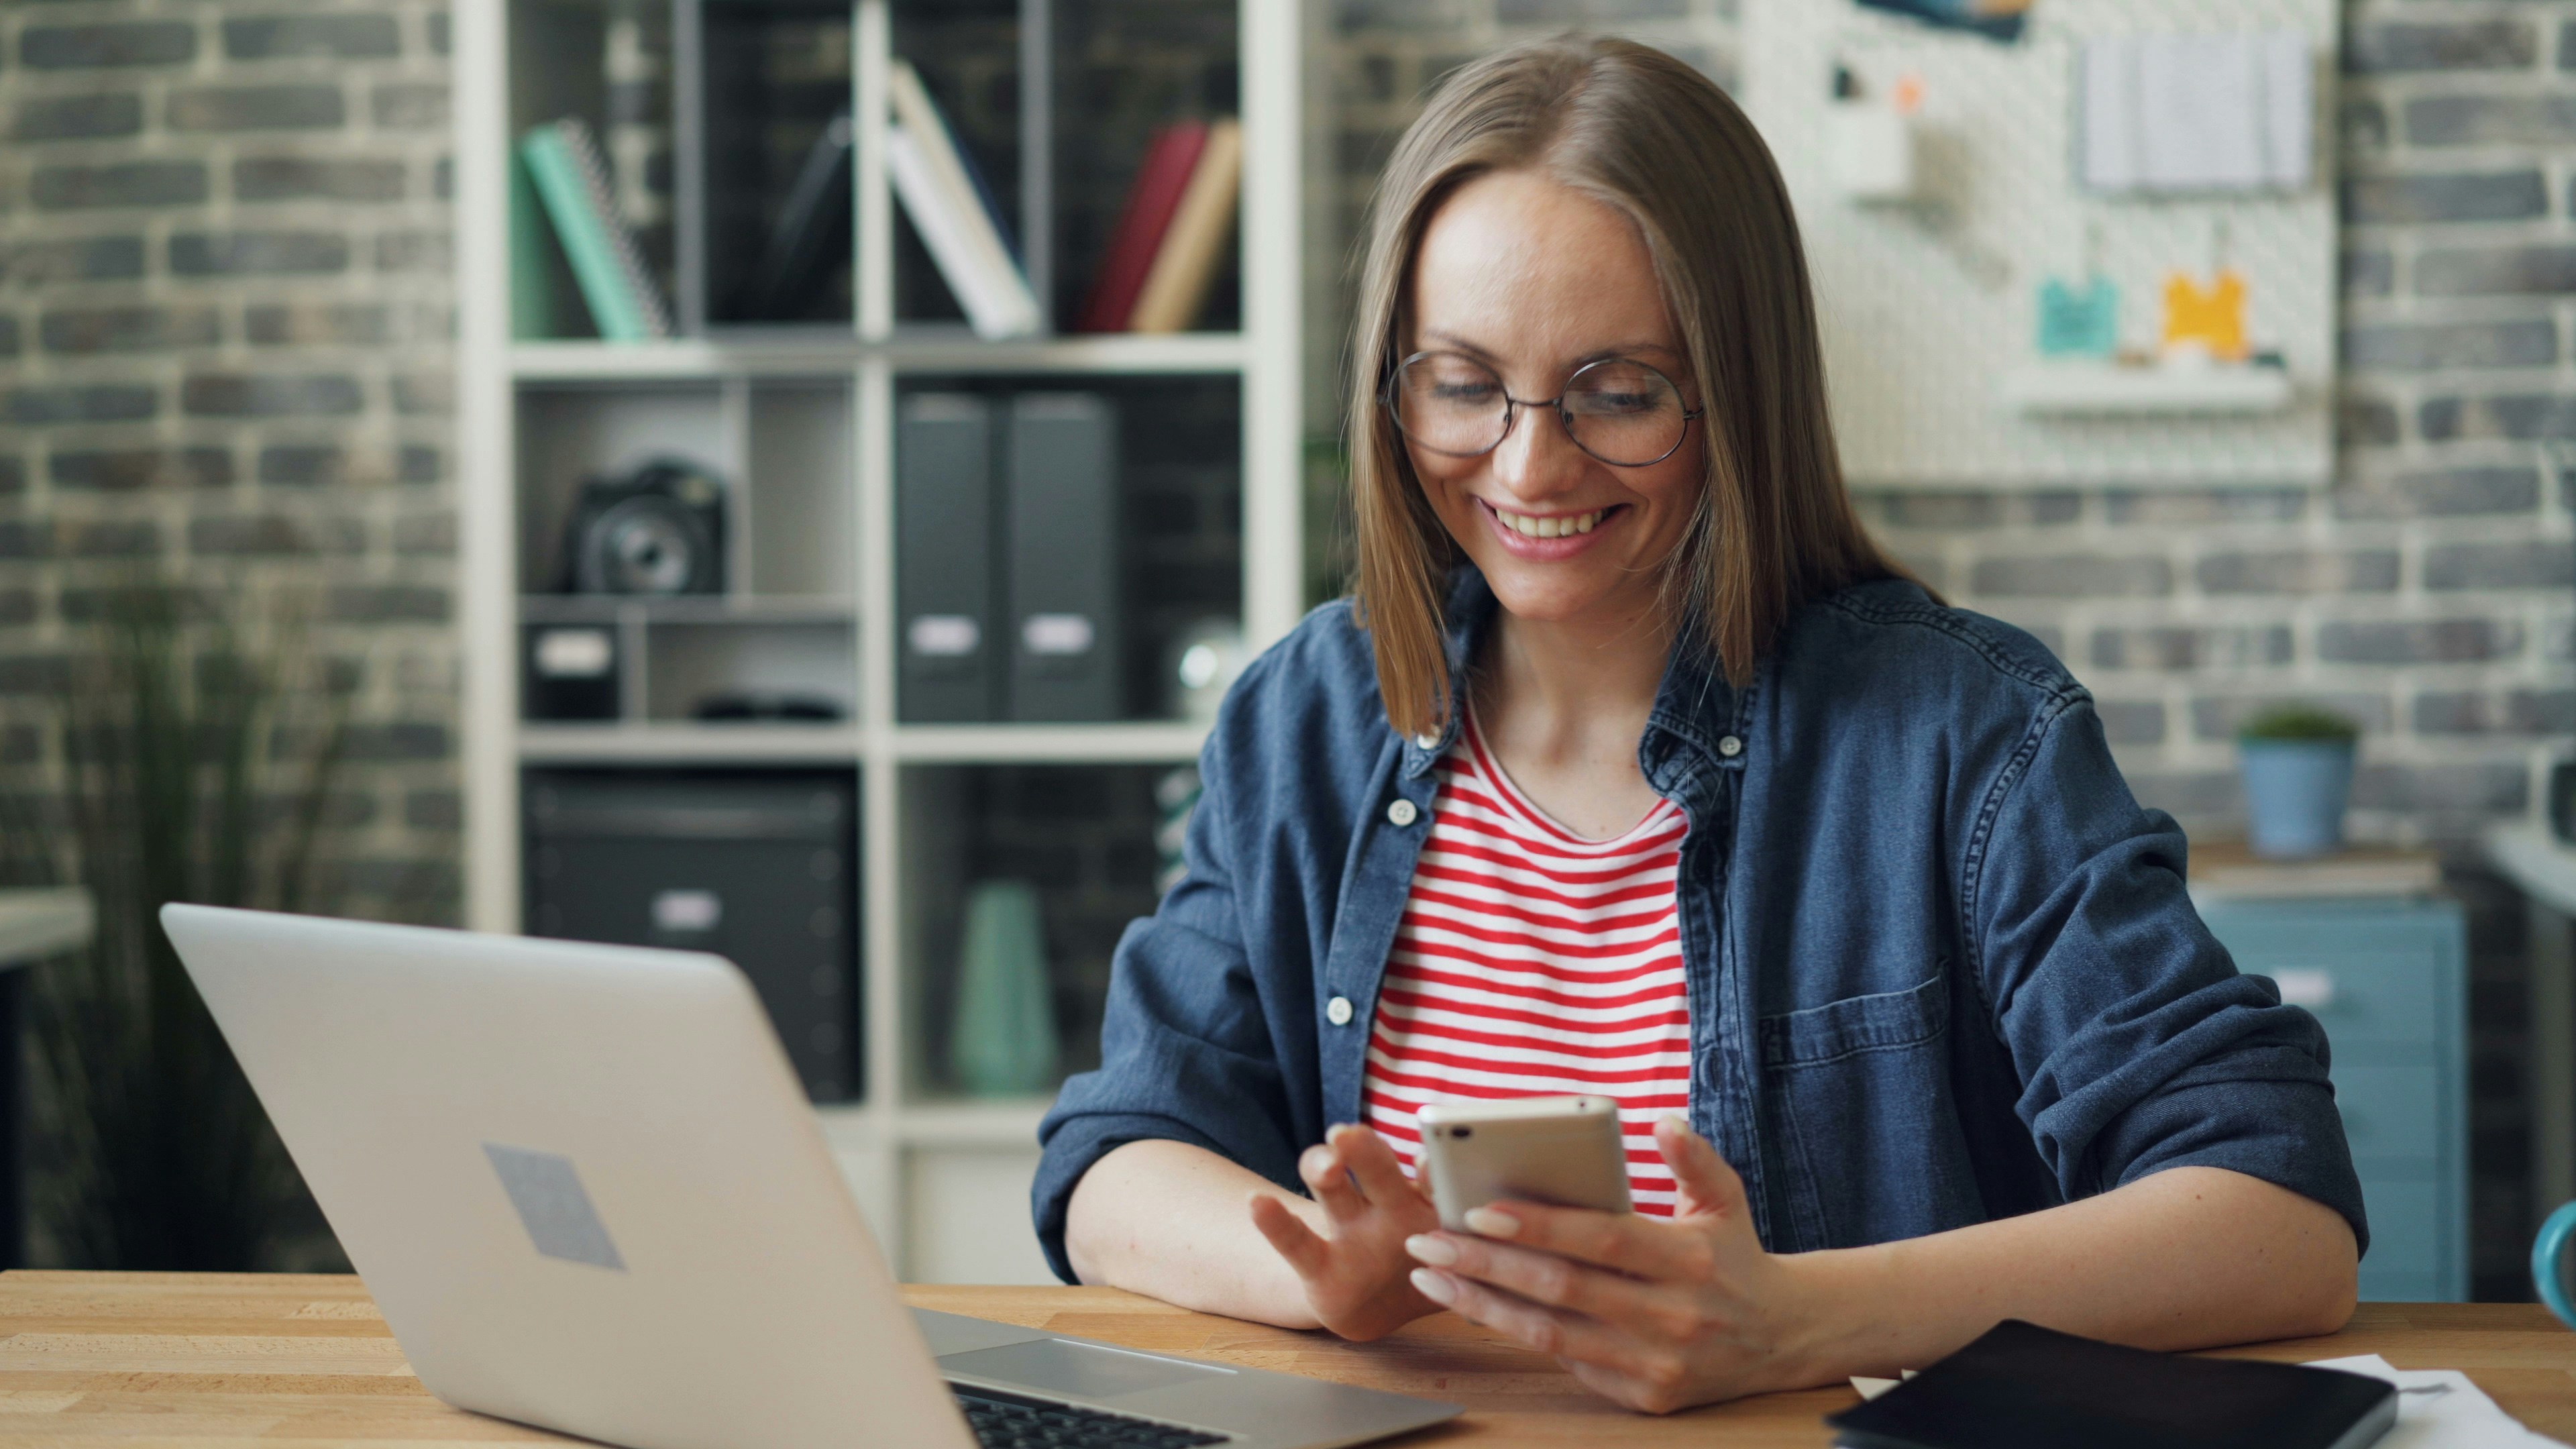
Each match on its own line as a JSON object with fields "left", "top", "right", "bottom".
{"left": 1348, "top": 34, "right": 1913, "bottom": 739}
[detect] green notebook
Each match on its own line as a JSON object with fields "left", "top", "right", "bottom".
{"left": 517, "top": 119, "right": 671, "bottom": 343}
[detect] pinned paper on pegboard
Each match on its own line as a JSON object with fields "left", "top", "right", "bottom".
{"left": 1743, "top": 0, "right": 2338, "bottom": 487}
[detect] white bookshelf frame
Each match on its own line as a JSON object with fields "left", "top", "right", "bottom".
{"left": 453, "top": 0, "right": 1302, "bottom": 1283}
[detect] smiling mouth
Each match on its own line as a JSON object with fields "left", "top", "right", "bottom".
{"left": 1489, "top": 504, "right": 1617, "bottom": 539}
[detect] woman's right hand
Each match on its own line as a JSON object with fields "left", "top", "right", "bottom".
{"left": 1247, "top": 1123, "right": 1446, "bottom": 1341}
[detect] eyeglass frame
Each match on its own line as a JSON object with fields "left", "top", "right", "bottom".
{"left": 1381, "top": 350, "right": 1707, "bottom": 469}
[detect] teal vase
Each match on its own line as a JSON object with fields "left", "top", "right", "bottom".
{"left": 949, "top": 881, "right": 1059, "bottom": 1096}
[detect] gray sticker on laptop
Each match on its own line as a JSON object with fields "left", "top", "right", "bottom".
{"left": 484, "top": 1143, "right": 626, "bottom": 1271}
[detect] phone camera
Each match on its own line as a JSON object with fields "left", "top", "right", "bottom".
{"left": 1448, "top": 1126, "right": 1472, "bottom": 1139}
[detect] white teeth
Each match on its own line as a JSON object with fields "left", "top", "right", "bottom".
{"left": 1497, "top": 508, "right": 1605, "bottom": 539}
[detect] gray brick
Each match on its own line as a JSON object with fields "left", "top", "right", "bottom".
{"left": 393, "top": 372, "right": 453, "bottom": 416}
{"left": 0, "top": 458, "right": 23, "bottom": 495}
{"left": 2352, "top": 763, "right": 2528, "bottom": 816}
{"left": 30, "top": 160, "right": 208, "bottom": 210}
{"left": 0, "top": 384, "right": 154, "bottom": 424}
{"left": 167, "top": 85, "right": 343, "bottom": 133}
{"left": 0, "top": 235, "right": 145, "bottom": 286}
{"left": 2090, "top": 625, "right": 2294, "bottom": 672}
{"left": 392, "top": 512, "right": 455, "bottom": 555}
{"left": 2408, "top": 95, "right": 2576, "bottom": 147}
{"left": 189, "top": 514, "right": 366, "bottom": 556}
{"left": 221, "top": 13, "right": 400, "bottom": 60}
{"left": 234, "top": 157, "right": 405, "bottom": 203}
{"left": 182, "top": 374, "right": 364, "bottom": 418}
{"left": 2192, "top": 693, "right": 2392, "bottom": 741}
{"left": 0, "top": 521, "right": 54, "bottom": 558}
{"left": 2094, "top": 699, "right": 2161, "bottom": 746}
{"left": 2565, "top": 19, "right": 2575, "bottom": 71}
{"left": 2195, "top": 549, "right": 2400, "bottom": 594}
{"left": 326, "top": 588, "right": 451, "bottom": 625}
{"left": 40, "top": 305, "right": 220, "bottom": 354}
{"left": 398, "top": 444, "right": 442, "bottom": 483}
{"left": 375, "top": 229, "right": 451, "bottom": 272}
{"left": 2349, "top": 19, "right": 2536, "bottom": 74}
{"left": 2334, "top": 466, "right": 2540, "bottom": 519}
{"left": 370, "top": 82, "right": 448, "bottom": 129}
{"left": 2424, "top": 540, "right": 2575, "bottom": 591}
{"left": 257, "top": 445, "right": 345, "bottom": 485}
{"left": 19, "top": 21, "right": 197, "bottom": 69}
{"left": 2414, "top": 690, "right": 2576, "bottom": 736}
{"left": 12, "top": 93, "right": 142, "bottom": 142}
{"left": 2102, "top": 488, "right": 2304, "bottom": 525}
{"left": 406, "top": 789, "right": 462, "bottom": 830}
{"left": 2125, "top": 770, "right": 2241, "bottom": 819}
{"left": 2317, "top": 619, "right": 2522, "bottom": 665}
{"left": 2416, "top": 245, "right": 2576, "bottom": 297}
{"left": 0, "top": 594, "right": 34, "bottom": 629}
{"left": 2421, "top": 394, "right": 2576, "bottom": 443}
{"left": 0, "top": 317, "right": 19, "bottom": 358}
{"left": 2343, "top": 97, "right": 2390, "bottom": 154}
{"left": 1970, "top": 553, "right": 2169, "bottom": 598}
{"left": 429, "top": 9, "right": 450, "bottom": 55}
{"left": 2344, "top": 170, "right": 2548, "bottom": 225}
{"left": 2344, "top": 250, "right": 2394, "bottom": 298}
{"left": 170, "top": 231, "right": 349, "bottom": 277}
{"left": 2344, "top": 319, "right": 2557, "bottom": 371}
{"left": 0, "top": 655, "right": 70, "bottom": 698}
{"left": 244, "top": 302, "right": 391, "bottom": 346}
{"left": 66, "top": 521, "right": 159, "bottom": 559}
{"left": 2341, "top": 396, "right": 2401, "bottom": 447}
{"left": 50, "top": 447, "right": 233, "bottom": 490}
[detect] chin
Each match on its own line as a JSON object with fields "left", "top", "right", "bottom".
{"left": 1478, "top": 566, "right": 1633, "bottom": 625}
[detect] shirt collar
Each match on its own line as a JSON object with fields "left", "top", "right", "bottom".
{"left": 1396, "top": 566, "right": 1750, "bottom": 784}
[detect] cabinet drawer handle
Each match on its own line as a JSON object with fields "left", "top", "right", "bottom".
{"left": 2275, "top": 967, "right": 2336, "bottom": 1009}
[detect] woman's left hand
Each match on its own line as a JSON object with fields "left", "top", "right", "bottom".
{"left": 1401, "top": 1116, "right": 1818, "bottom": 1413}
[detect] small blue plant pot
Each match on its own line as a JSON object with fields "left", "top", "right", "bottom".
{"left": 2238, "top": 739, "right": 2355, "bottom": 859}
{"left": 2536, "top": 1200, "right": 2576, "bottom": 1330}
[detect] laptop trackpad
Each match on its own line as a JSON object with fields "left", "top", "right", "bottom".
{"left": 940, "top": 1338, "right": 1234, "bottom": 1401}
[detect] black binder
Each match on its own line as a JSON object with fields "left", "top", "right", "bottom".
{"left": 1827, "top": 1320, "right": 2396, "bottom": 1449}
{"left": 1004, "top": 392, "right": 1121, "bottom": 722}
{"left": 897, "top": 392, "right": 1000, "bottom": 722}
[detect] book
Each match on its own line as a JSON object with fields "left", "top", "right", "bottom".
{"left": 896, "top": 392, "right": 1000, "bottom": 723}
{"left": 1006, "top": 393, "right": 1120, "bottom": 722}
{"left": 517, "top": 117, "right": 672, "bottom": 342}
{"left": 1128, "top": 117, "right": 1242, "bottom": 333}
{"left": 730, "top": 110, "right": 853, "bottom": 323}
{"left": 1826, "top": 1320, "right": 2396, "bottom": 1449}
{"left": 508, "top": 148, "right": 572, "bottom": 340}
{"left": 886, "top": 60, "right": 1040, "bottom": 338}
{"left": 1075, "top": 120, "right": 1210, "bottom": 333}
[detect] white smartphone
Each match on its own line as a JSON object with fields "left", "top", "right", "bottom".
{"left": 1415, "top": 1095, "right": 1633, "bottom": 1232}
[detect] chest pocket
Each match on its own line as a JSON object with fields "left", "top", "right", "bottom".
{"left": 1758, "top": 967, "right": 1976, "bottom": 1250}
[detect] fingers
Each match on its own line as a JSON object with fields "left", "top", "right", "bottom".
{"left": 1657, "top": 1117, "right": 1749, "bottom": 1221}
{"left": 1408, "top": 1229, "right": 1660, "bottom": 1321}
{"left": 1298, "top": 1141, "right": 1370, "bottom": 1221}
{"left": 1408, "top": 1265, "right": 1630, "bottom": 1368}
{"left": 1459, "top": 1199, "right": 1711, "bottom": 1282}
{"left": 1248, "top": 1192, "right": 1330, "bottom": 1279}
{"left": 1328, "top": 1122, "right": 1423, "bottom": 1205}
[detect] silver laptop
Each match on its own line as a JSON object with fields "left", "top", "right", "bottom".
{"left": 162, "top": 904, "right": 1457, "bottom": 1449}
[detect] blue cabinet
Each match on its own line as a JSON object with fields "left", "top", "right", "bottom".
{"left": 2197, "top": 898, "right": 2467, "bottom": 1302}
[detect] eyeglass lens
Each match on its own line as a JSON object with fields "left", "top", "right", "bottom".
{"left": 1393, "top": 354, "right": 1688, "bottom": 466}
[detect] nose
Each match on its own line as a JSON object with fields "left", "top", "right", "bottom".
{"left": 1487, "top": 400, "right": 1588, "bottom": 501}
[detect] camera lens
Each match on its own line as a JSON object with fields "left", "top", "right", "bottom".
{"left": 1450, "top": 1126, "right": 1472, "bottom": 1139}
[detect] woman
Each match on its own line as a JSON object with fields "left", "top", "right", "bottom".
{"left": 1036, "top": 35, "right": 2361, "bottom": 1413}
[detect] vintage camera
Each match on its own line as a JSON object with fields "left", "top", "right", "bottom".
{"left": 560, "top": 456, "right": 727, "bottom": 596}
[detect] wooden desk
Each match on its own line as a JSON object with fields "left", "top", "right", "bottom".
{"left": 0, "top": 1273, "right": 2570, "bottom": 1446}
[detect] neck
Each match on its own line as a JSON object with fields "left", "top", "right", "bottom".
{"left": 1477, "top": 592, "right": 1675, "bottom": 739}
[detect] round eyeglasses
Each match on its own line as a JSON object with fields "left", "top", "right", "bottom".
{"left": 1385, "top": 352, "right": 1703, "bottom": 468}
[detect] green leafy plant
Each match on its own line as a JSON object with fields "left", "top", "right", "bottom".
{"left": 12, "top": 583, "right": 352, "bottom": 1269}
{"left": 2237, "top": 703, "right": 2361, "bottom": 744}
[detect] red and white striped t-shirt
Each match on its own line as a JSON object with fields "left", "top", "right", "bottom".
{"left": 1358, "top": 712, "right": 1695, "bottom": 1216}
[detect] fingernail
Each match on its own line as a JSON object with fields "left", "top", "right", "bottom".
{"left": 1405, "top": 1233, "right": 1458, "bottom": 1267}
{"left": 1409, "top": 1268, "right": 1457, "bottom": 1304}
{"left": 1462, "top": 1206, "right": 1519, "bottom": 1238}
{"left": 1299, "top": 1146, "right": 1332, "bottom": 1178}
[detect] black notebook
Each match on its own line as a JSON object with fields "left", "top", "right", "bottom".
{"left": 1827, "top": 1320, "right": 2396, "bottom": 1449}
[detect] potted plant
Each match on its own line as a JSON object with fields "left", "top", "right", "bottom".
{"left": 2237, "top": 703, "right": 2359, "bottom": 859}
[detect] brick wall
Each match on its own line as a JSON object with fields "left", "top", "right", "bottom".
{"left": 1327, "top": 1, "right": 2573, "bottom": 1297}
{"left": 0, "top": 0, "right": 461, "bottom": 918}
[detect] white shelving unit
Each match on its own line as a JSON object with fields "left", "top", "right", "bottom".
{"left": 453, "top": 0, "right": 1302, "bottom": 1283}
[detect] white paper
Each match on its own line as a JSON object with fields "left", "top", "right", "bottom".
{"left": 2260, "top": 30, "right": 2314, "bottom": 189}
{"left": 2304, "top": 1353, "right": 2570, "bottom": 1448}
{"left": 2078, "top": 37, "right": 2139, "bottom": 192}
{"left": 2137, "top": 34, "right": 2265, "bottom": 191}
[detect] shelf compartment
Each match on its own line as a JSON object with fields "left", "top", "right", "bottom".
{"left": 682, "top": 0, "right": 856, "bottom": 330}
{"left": 516, "top": 380, "right": 731, "bottom": 594}
{"left": 890, "top": 0, "right": 1032, "bottom": 333}
{"left": 896, "top": 762, "right": 1185, "bottom": 1106}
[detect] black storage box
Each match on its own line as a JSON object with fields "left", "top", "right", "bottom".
{"left": 524, "top": 768, "right": 859, "bottom": 1101}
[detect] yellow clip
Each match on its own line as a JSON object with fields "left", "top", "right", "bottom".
{"left": 2161, "top": 270, "right": 2249, "bottom": 361}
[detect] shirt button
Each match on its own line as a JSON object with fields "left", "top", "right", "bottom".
{"left": 1413, "top": 733, "right": 1440, "bottom": 751}
{"left": 1718, "top": 735, "right": 1744, "bottom": 758}
{"left": 1326, "top": 996, "right": 1354, "bottom": 1026}
{"left": 1387, "top": 798, "right": 1419, "bottom": 827}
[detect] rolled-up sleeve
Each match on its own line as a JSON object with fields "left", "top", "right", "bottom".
{"left": 1970, "top": 695, "right": 2369, "bottom": 1254}
{"left": 1032, "top": 721, "right": 1305, "bottom": 1283}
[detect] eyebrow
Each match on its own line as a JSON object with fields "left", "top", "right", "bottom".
{"left": 1419, "top": 329, "right": 1686, "bottom": 368}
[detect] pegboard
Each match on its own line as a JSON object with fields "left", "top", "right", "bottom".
{"left": 1743, "top": 0, "right": 2339, "bottom": 487}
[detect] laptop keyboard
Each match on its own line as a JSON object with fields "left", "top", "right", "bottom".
{"left": 953, "top": 1383, "right": 1230, "bottom": 1448}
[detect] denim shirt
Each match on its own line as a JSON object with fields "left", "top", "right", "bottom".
{"left": 1034, "top": 570, "right": 2365, "bottom": 1282}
